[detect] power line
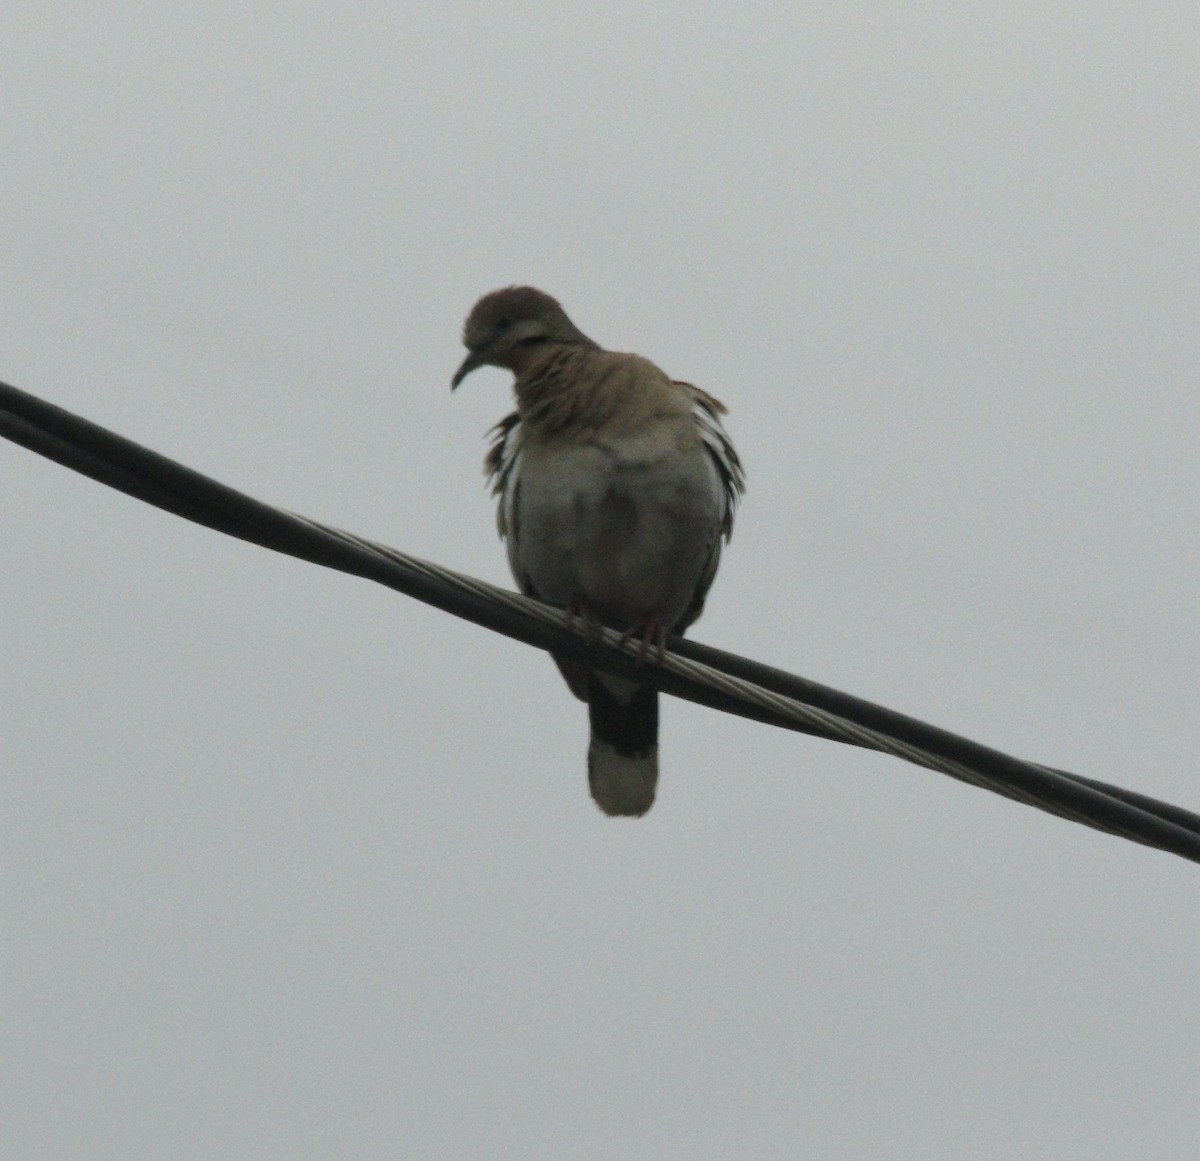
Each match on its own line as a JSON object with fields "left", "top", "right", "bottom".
{"left": 4, "top": 377, "right": 1199, "bottom": 864}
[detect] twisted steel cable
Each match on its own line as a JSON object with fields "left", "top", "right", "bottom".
{"left": 4, "top": 378, "right": 1198, "bottom": 864}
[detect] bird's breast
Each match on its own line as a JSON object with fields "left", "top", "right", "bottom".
{"left": 512, "top": 430, "right": 722, "bottom": 626}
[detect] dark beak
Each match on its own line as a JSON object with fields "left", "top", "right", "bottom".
{"left": 451, "top": 350, "right": 485, "bottom": 390}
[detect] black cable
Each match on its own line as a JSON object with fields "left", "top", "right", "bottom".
{"left": 3, "top": 377, "right": 1198, "bottom": 864}
{"left": 0, "top": 382, "right": 849, "bottom": 740}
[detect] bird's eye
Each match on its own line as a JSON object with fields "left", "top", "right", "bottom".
{"left": 495, "top": 317, "right": 511, "bottom": 330}
{"left": 517, "top": 335, "right": 546, "bottom": 347}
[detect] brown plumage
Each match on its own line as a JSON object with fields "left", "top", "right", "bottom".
{"left": 453, "top": 287, "right": 743, "bottom": 816}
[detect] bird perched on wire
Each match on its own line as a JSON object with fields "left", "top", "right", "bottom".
{"left": 452, "top": 287, "right": 744, "bottom": 817}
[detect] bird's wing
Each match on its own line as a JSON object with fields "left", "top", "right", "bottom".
{"left": 671, "top": 382, "right": 745, "bottom": 634}
{"left": 484, "top": 410, "right": 531, "bottom": 592}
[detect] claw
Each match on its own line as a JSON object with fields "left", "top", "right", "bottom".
{"left": 618, "top": 614, "right": 668, "bottom": 665}
{"left": 564, "top": 599, "right": 600, "bottom": 642}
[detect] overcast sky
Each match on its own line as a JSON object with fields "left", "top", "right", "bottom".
{"left": 4, "top": 5, "right": 1199, "bottom": 1158}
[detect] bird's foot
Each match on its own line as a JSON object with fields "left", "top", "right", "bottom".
{"left": 564, "top": 599, "right": 601, "bottom": 642}
{"left": 618, "top": 615, "right": 669, "bottom": 665}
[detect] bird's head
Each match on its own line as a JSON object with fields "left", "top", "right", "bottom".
{"left": 451, "top": 286, "right": 593, "bottom": 388}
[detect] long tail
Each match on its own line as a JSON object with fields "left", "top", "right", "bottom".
{"left": 586, "top": 673, "right": 658, "bottom": 817}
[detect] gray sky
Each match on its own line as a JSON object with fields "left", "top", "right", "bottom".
{"left": 4, "top": 5, "right": 1199, "bottom": 1158}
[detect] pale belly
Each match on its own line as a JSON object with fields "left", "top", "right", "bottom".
{"left": 512, "top": 438, "right": 722, "bottom": 628}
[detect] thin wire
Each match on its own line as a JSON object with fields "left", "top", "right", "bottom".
{"left": 3, "top": 377, "right": 1199, "bottom": 864}
{"left": 301, "top": 516, "right": 1200, "bottom": 850}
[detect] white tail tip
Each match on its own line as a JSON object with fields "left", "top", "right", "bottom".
{"left": 587, "top": 740, "right": 658, "bottom": 817}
